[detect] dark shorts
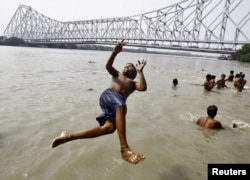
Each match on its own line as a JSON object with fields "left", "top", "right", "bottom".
{"left": 96, "top": 88, "right": 126, "bottom": 126}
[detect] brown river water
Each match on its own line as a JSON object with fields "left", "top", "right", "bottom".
{"left": 0, "top": 46, "right": 249, "bottom": 180}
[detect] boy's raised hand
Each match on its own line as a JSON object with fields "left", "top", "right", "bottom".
{"left": 113, "top": 39, "right": 126, "bottom": 54}
{"left": 136, "top": 59, "right": 147, "bottom": 72}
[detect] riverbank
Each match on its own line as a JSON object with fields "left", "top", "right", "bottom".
{"left": 0, "top": 36, "right": 218, "bottom": 59}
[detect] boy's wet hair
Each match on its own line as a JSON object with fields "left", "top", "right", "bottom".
{"left": 206, "top": 74, "right": 211, "bottom": 79}
{"left": 207, "top": 105, "right": 218, "bottom": 118}
{"left": 173, "top": 78, "right": 178, "bottom": 85}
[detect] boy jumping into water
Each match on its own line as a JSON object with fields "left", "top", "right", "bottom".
{"left": 51, "top": 40, "right": 147, "bottom": 164}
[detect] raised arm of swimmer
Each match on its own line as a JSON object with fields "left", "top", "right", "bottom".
{"left": 135, "top": 60, "right": 147, "bottom": 91}
{"left": 106, "top": 40, "right": 125, "bottom": 77}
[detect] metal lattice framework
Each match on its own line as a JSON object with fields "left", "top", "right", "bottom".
{"left": 4, "top": 0, "right": 250, "bottom": 53}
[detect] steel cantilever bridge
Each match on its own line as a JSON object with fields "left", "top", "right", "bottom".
{"left": 3, "top": 0, "right": 250, "bottom": 54}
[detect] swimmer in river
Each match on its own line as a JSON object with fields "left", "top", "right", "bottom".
{"left": 216, "top": 74, "right": 228, "bottom": 89}
{"left": 196, "top": 105, "right": 223, "bottom": 129}
{"left": 172, "top": 78, "right": 178, "bottom": 88}
{"left": 203, "top": 74, "right": 216, "bottom": 91}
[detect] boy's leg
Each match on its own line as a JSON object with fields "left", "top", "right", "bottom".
{"left": 51, "top": 120, "right": 115, "bottom": 148}
{"left": 115, "top": 106, "right": 145, "bottom": 164}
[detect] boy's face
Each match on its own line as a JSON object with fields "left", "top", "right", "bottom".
{"left": 122, "top": 63, "right": 136, "bottom": 79}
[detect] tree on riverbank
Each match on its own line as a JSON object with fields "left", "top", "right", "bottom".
{"left": 0, "top": 36, "right": 26, "bottom": 46}
{"left": 231, "top": 44, "right": 250, "bottom": 62}
{"left": 0, "top": 36, "right": 78, "bottom": 49}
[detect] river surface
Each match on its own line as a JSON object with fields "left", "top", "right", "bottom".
{"left": 0, "top": 46, "right": 249, "bottom": 180}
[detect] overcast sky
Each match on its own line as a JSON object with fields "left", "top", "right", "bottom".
{"left": 0, "top": 0, "right": 176, "bottom": 35}
{"left": 1, "top": 0, "right": 249, "bottom": 41}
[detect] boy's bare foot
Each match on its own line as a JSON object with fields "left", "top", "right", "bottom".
{"left": 121, "top": 146, "right": 145, "bottom": 164}
{"left": 51, "top": 131, "right": 70, "bottom": 148}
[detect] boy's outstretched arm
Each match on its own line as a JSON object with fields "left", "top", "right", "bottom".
{"left": 106, "top": 40, "right": 125, "bottom": 77}
{"left": 135, "top": 59, "right": 147, "bottom": 91}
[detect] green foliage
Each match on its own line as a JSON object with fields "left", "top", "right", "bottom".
{"left": 239, "top": 53, "right": 250, "bottom": 62}
{"left": 5, "top": 37, "right": 25, "bottom": 45}
{"left": 46, "top": 43, "right": 78, "bottom": 49}
{"left": 232, "top": 44, "right": 250, "bottom": 62}
{"left": 79, "top": 45, "right": 113, "bottom": 51}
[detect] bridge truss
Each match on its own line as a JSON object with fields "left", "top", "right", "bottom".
{"left": 4, "top": 0, "right": 250, "bottom": 53}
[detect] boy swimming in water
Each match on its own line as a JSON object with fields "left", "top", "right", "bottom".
{"left": 196, "top": 105, "right": 223, "bottom": 129}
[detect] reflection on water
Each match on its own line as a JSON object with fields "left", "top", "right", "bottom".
{"left": 0, "top": 46, "right": 250, "bottom": 180}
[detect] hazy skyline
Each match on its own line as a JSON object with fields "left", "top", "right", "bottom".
{"left": 0, "top": 0, "right": 175, "bottom": 35}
